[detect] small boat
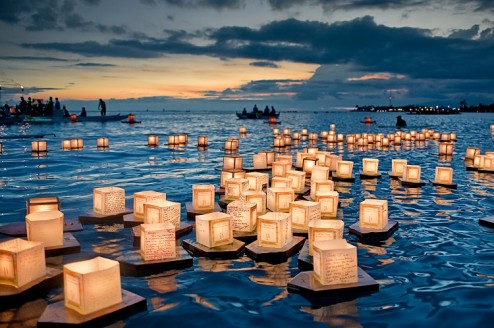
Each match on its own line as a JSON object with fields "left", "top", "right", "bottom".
{"left": 236, "top": 112, "right": 280, "bottom": 120}
{"left": 0, "top": 115, "right": 25, "bottom": 125}
{"left": 25, "top": 113, "right": 127, "bottom": 123}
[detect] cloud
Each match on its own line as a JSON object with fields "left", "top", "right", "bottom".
{"left": 249, "top": 61, "right": 280, "bottom": 68}
{"left": 448, "top": 25, "right": 480, "bottom": 39}
{"left": 75, "top": 62, "right": 117, "bottom": 67}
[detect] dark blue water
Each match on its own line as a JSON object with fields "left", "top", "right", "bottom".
{"left": 0, "top": 111, "right": 493, "bottom": 327}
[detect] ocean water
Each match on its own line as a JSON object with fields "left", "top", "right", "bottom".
{"left": 0, "top": 111, "right": 493, "bottom": 327}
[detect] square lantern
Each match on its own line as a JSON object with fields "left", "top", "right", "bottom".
{"left": 26, "top": 210, "right": 64, "bottom": 248}
{"left": 192, "top": 184, "right": 215, "bottom": 211}
{"left": 336, "top": 160, "right": 354, "bottom": 178}
{"left": 311, "top": 165, "right": 330, "bottom": 182}
{"left": 272, "top": 128, "right": 280, "bottom": 136}
{"left": 63, "top": 257, "right": 122, "bottom": 315}
{"left": 197, "top": 135, "right": 209, "bottom": 147}
{"left": 258, "top": 151, "right": 275, "bottom": 166}
{"left": 224, "top": 138, "right": 239, "bottom": 151}
{"left": 360, "top": 199, "right": 388, "bottom": 229}
{"left": 482, "top": 156, "right": 494, "bottom": 170}
{"left": 329, "top": 155, "right": 342, "bottom": 172}
{"left": 0, "top": 238, "right": 46, "bottom": 288}
{"left": 465, "top": 147, "right": 480, "bottom": 160}
{"left": 240, "top": 190, "right": 267, "bottom": 214}
{"left": 283, "top": 128, "right": 291, "bottom": 136}
{"left": 168, "top": 135, "right": 179, "bottom": 145}
{"left": 195, "top": 212, "right": 233, "bottom": 248}
{"left": 257, "top": 212, "right": 293, "bottom": 248}
{"left": 308, "top": 220, "right": 344, "bottom": 255}
{"left": 438, "top": 142, "right": 454, "bottom": 155}
{"left": 220, "top": 169, "right": 245, "bottom": 188}
{"left": 253, "top": 153, "right": 268, "bottom": 169}
{"left": 93, "top": 187, "right": 125, "bottom": 216}
{"left": 316, "top": 152, "right": 332, "bottom": 167}
{"left": 271, "top": 161, "right": 291, "bottom": 177}
{"left": 140, "top": 222, "right": 176, "bottom": 261}
{"left": 286, "top": 170, "right": 306, "bottom": 193}
{"left": 143, "top": 200, "right": 180, "bottom": 228}
{"left": 227, "top": 200, "right": 257, "bottom": 232}
{"left": 301, "top": 128, "right": 308, "bottom": 136}
{"left": 245, "top": 172, "right": 269, "bottom": 191}
{"left": 276, "top": 155, "right": 293, "bottom": 168}
{"left": 148, "top": 135, "right": 159, "bottom": 146}
{"left": 271, "top": 177, "right": 292, "bottom": 189}
{"left": 362, "top": 158, "right": 379, "bottom": 175}
{"left": 225, "top": 177, "right": 250, "bottom": 201}
{"left": 133, "top": 191, "right": 167, "bottom": 219}
{"left": 473, "top": 154, "right": 485, "bottom": 169}
{"left": 391, "top": 159, "right": 407, "bottom": 177}
{"left": 26, "top": 196, "right": 60, "bottom": 214}
{"left": 312, "top": 239, "right": 358, "bottom": 286}
{"left": 31, "top": 140, "right": 47, "bottom": 152}
{"left": 267, "top": 188, "right": 295, "bottom": 212}
{"left": 223, "top": 155, "right": 243, "bottom": 170}
{"left": 403, "top": 165, "right": 421, "bottom": 183}
{"left": 296, "top": 152, "right": 311, "bottom": 168}
{"left": 346, "top": 134, "right": 356, "bottom": 144}
{"left": 292, "top": 132, "right": 301, "bottom": 140}
{"left": 97, "top": 137, "right": 109, "bottom": 148}
{"left": 290, "top": 200, "right": 321, "bottom": 230}
{"left": 381, "top": 137, "right": 390, "bottom": 147}
{"left": 239, "top": 126, "right": 247, "bottom": 134}
{"left": 70, "top": 138, "right": 84, "bottom": 150}
{"left": 178, "top": 133, "right": 188, "bottom": 144}
{"left": 310, "top": 180, "right": 334, "bottom": 201}
{"left": 61, "top": 140, "right": 71, "bottom": 150}
{"left": 315, "top": 191, "right": 339, "bottom": 218}
{"left": 302, "top": 157, "right": 319, "bottom": 175}
{"left": 308, "top": 133, "right": 318, "bottom": 141}
{"left": 435, "top": 167, "right": 453, "bottom": 185}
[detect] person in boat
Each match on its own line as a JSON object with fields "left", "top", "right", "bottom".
{"left": 19, "top": 96, "right": 27, "bottom": 114}
{"left": 98, "top": 98, "right": 106, "bottom": 116}
{"left": 46, "top": 97, "right": 54, "bottom": 116}
{"left": 270, "top": 106, "right": 276, "bottom": 115}
{"left": 396, "top": 115, "right": 407, "bottom": 127}
{"left": 253, "top": 104, "right": 259, "bottom": 114}
{"left": 54, "top": 97, "right": 61, "bottom": 111}
{"left": 62, "top": 106, "right": 70, "bottom": 117}
{"left": 80, "top": 107, "right": 87, "bottom": 117}
{"left": 242, "top": 107, "right": 247, "bottom": 114}
{"left": 263, "top": 105, "right": 270, "bottom": 115}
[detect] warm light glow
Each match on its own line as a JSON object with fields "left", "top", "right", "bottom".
{"left": 253, "top": 153, "right": 268, "bottom": 169}
{"left": 197, "top": 135, "right": 209, "bottom": 147}
{"left": 220, "top": 169, "right": 245, "bottom": 187}
{"left": 192, "top": 184, "right": 215, "bottom": 211}
{"left": 302, "top": 157, "right": 319, "bottom": 174}
{"left": 223, "top": 155, "right": 243, "bottom": 170}
{"left": 308, "top": 220, "right": 344, "bottom": 255}
{"left": 329, "top": 155, "right": 342, "bottom": 171}
{"left": 195, "top": 212, "right": 233, "bottom": 248}
{"left": 310, "top": 180, "right": 334, "bottom": 201}
{"left": 286, "top": 170, "right": 306, "bottom": 193}
{"left": 315, "top": 151, "right": 331, "bottom": 167}
{"left": 403, "top": 164, "right": 421, "bottom": 183}
{"left": 315, "top": 190, "right": 339, "bottom": 218}
{"left": 97, "top": 137, "right": 109, "bottom": 148}
{"left": 267, "top": 187, "right": 294, "bottom": 212}
{"left": 391, "top": 159, "right": 407, "bottom": 176}
{"left": 168, "top": 135, "right": 180, "bottom": 145}
{"left": 31, "top": 140, "right": 47, "bottom": 152}
{"left": 133, "top": 190, "right": 166, "bottom": 219}
{"left": 346, "top": 134, "right": 356, "bottom": 144}
{"left": 308, "top": 133, "right": 318, "bottom": 141}
{"left": 140, "top": 222, "right": 176, "bottom": 261}
{"left": 143, "top": 199, "right": 181, "bottom": 228}
{"left": 240, "top": 190, "right": 266, "bottom": 214}
{"left": 148, "top": 135, "right": 159, "bottom": 146}
{"left": 227, "top": 200, "right": 257, "bottom": 232}
{"left": 438, "top": 142, "right": 454, "bottom": 155}
{"left": 362, "top": 158, "right": 379, "bottom": 175}
{"left": 26, "top": 196, "right": 60, "bottom": 214}
{"left": 336, "top": 160, "right": 354, "bottom": 178}
{"left": 61, "top": 140, "right": 71, "bottom": 150}
{"left": 435, "top": 167, "right": 453, "bottom": 184}
{"left": 296, "top": 152, "right": 311, "bottom": 168}
{"left": 360, "top": 199, "right": 388, "bottom": 229}
{"left": 312, "top": 239, "right": 358, "bottom": 286}
{"left": 239, "top": 127, "right": 247, "bottom": 134}
{"left": 224, "top": 138, "right": 239, "bottom": 151}
{"left": 273, "top": 136, "right": 285, "bottom": 147}
{"left": 70, "top": 138, "right": 84, "bottom": 150}
{"left": 465, "top": 147, "right": 480, "bottom": 160}
{"left": 292, "top": 132, "right": 301, "bottom": 140}
{"left": 257, "top": 212, "right": 293, "bottom": 248}
{"left": 289, "top": 200, "right": 320, "bottom": 230}
{"left": 225, "top": 177, "right": 250, "bottom": 201}
{"left": 245, "top": 172, "right": 269, "bottom": 191}
{"left": 271, "top": 177, "right": 292, "bottom": 189}
{"left": 271, "top": 161, "right": 290, "bottom": 177}
{"left": 26, "top": 210, "right": 64, "bottom": 248}
{"left": 93, "top": 186, "right": 126, "bottom": 215}
{"left": 283, "top": 128, "right": 291, "bottom": 136}
{"left": 301, "top": 128, "right": 308, "bottom": 136}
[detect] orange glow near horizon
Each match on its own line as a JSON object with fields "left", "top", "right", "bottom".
{"left": 348, "top": 73, "right": 407, "bottom": 81}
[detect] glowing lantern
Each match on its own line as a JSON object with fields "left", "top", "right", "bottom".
{"left": 312, "top": 239, "right": 358, "bottom": 286}
{"left": 271, "top": 161, "right": 290, "bottom": 177}
{"left": 224, "top": 138, "right": 239, "bottom": 151}
{"left": 302, "top": 157, "right": 319, "bottom": 175}
{"left": 391, "top": 159, "right": 407, "bottom": 177}
{"left": 311, "top": 165, "right": 330, "bottom": 182}
{"left": 25, "top": 210, "right": 63, "bottom": 248}
{"left": 268, "top": 117, "right": 277, "bottom": 124}
{"left": 473, "top": 154, "right": 485, "bottom": 168}
{"left": 271, "top": 177, "right": 292, "bottom": 189}
{"left": 315, "top": 191, "right": 339, "bottom": 218}
{"left": 61, "top": 140, "right": 71, "bottom": 150}
{"left": 362, "top": 158, "right": 379, "bottom": 176}
{"left": 381, "top": 137, "right": 390, "bottom": 147}
{"left": 440, "top": 133, "right": 451, "bottom": 142}
{"left": 259, "top": 151, "right": 275, "bottom": 166}
{"left": 283, "top": 128, "right": 291, "bottom": 136}
{"left": 253, "top": 153, "right": 268, "bottom": 169}
{"left": 168, "top": 135, "right": 179, "bottom": 145}
{"left": 245, "top": 172, "right": 269, "bottom": 191}
{"left": 308, "top": 133, "right": 318, "bottom": 141}
{"left": 97, "top": 137, "right": 109, "bottom": 148}
{"left": 239, "top": 126, "right": 247, "bottom": 134}
{"left": 267, "top": 187, "right": 294, "bottom": 212}
{"left": 357, "top": 137, "right": 368, "bottom": 146}
{"left": 197, "top": 135, "right": 209, "bottom": 147}
{"left": 327, "top": 134, "right": 337, "bottom": 143}
{"left": 292, "top": 132, "right": 301, "bottom": 140}
{"left": 432, "top": 132, "right": 440, "bottom": 140}
{"left": 0, "top": 238, "right": 46, "bottom": 288}
{"left": 133, "top": 191, "right": 166, "bottom": 219}
{"left": 70, "top": 114, "right": 77, "bottom": 122}
{"left": 316, "top": 152, "right": 331, "bottom": 167}
{"left": 435, "top": 167, "right": 453, "bottom": 185}
{"left": 286, "top": 170, "right": 306, "bottom": 193}
{"left": 320, "top": 131, "right": 328, "bottom": 139}
{"left": 290, "top": 200, "right": 320, "bottom": 230}
{"left": 148, "top": 135, "right": 159, "bottom": 146}
{"left": 482, "top": 156, "right": 494, "bottom": 170}
{"left": 438, "top": 142, "right": 454, "bottom": 155}
{"left": 465, "top": 147, "right": 480, "bottom": 160}
{"left": 70, "top": 138, "right": 84, "bottom": 150}
{"left": 296, "top": 152, "right": 311, "bottom": 168}
{"left": 178, "top": 134, "right": 188, "bottom": 144}
{"left": 192, "top": 184, "right": 215, "bottom": 211}
{"left": 305, "top": 147, "right": 319, "bottom": 156}
{"left": 224, "top": 177, "right": 249, "bottom": 201}
{"left": 27, "top": 196, "right": 60, "bottom": 214}
{"left": 360, "top": 199, "right": 388, "bottom": 229}
{"left": 283, "top": 135, "right": 291, "bottom": 146}
{"left": 93, "top": 187, "right": 125, "bottom": 216}
{"left": 63, "top": 257, "right": 122, "bottom": 315}
{"left": 346, "top": 134, "right": 356, "bottom": 144}
{"left": 330, "top": 123, "right": 336, "bottom": 131}
{"left": 127, "top": 113, "right": 135, "bottom": 123}
{"left": 195, "top": 212, "right": 233, "bottom": 247}
{"left": 310, "top": 180, "right": 334, "bottom": 201}
{"left": 220, "top": 169, "right": 245, "bottom": 188}
{"left": 329, "top": 155, "right": 342, "bottom": 171}
{"left": 143, "top": 200, "right": 180, "bottom": 228}
{"left": 31, "top": 140, "right": 47, "bottom": 152}
{"left": 308, "top": 220, "right": 344, "bottom": 255}
{"left": 223, "top": 155, "right": 243, "bottom": 170}
{"left": 450, "top": 133, "right": 456, "bottom": 141}
{"left": 277, "top": 154, "right": 293, "bottom": 167}
{"left": 301, "top": 128, "right": 308, "bottom": 136}
{"left": 337, "top": 133, "right": 344, "bottom": 143}
{"left": 227, "top": 200, "right": 257, "bottom": 232}
{"left": 273, "top": 136, "right": 285, "bottom": 147}
{"left": 257, "top": 212, "right": 293, "bottom": 248}
{"left": 404, "top": 133, "right": 411, "bottom": 141}
{"left": 241, "top": 190, "right": 267, "bottom": 214}
{"left": 273, "top": 128, "right": 279, "bottom": 136}
{"left": 140, "top": 222, "right": 176, "bottom": 261}
{"left": 402, "top": 165, "right": 422, "bottom": 183}
{"left": 336, "top": 160, "right": 354, "bottom": 179}
{"left": 393, "top": 136, "right": 401, "bottom": 144}
{"left": 367, "top": 134, "right": 375, "bottom": 144}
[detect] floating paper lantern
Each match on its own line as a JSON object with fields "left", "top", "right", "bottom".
{"left": 224, "top": 138, "right": 239, "bottom": 151}
{"left": 267, "top": 187, "right": 294, "bottom": 212}
{"left": 225, "top": 177, "right": 250, "bottom": 201}
{"left": 473, "top": 154, "right": 485, "bottom": 169}
{"left": 26, "top": 210, "right": 64, "bottom": 247}
{"left": 61, "top": 140, "right": 71, "bottom": 150}
{"left": 360, "top": 199, "right": 388, "bottom": 229}
{"left": 178, "top": 133, "right": 188, "bottom": 144}
{"left": 381, "top": 137, "right": 390, "bottom": 147}
{"left": 393, "top": 136, "right": 401, "bottom": 144}
{"left": 362, "top": 158, "right": 379, "bottom": 176}
{"left": 31, "top": 140, "right": 47, "bottom": 153}
{"left": 286, "top": 170, "right": 306, "bottom": 193}
{"left": 432, "top": 132, "right": 440, "bottom": 140}
{"left": 315, "top": 151, "right": 331, "bottom": 167}
{"left": 241, "top": 190, "right": 266, "bottom": 214}
{"left": 97, "top": 137, "right": 109, "bottom": 148}
{"left": 305, "top": 147, "right": 319, "bottom": 156}
{"left": 438, "top": 142, "right": 454, "bottom": 155}
{"left": 197, "top": 135, "right": 209, "bottom": 147}
{"left": 346, "top": 134, "right": 356, "bottom": 144}
{"left": 329, "top": 155, "right": 342, "bottom": 172}
{"left": 315, "top": 191, "right": 339, "bottom": 218}
{"left": 290, "top": 200, "right": 321, "bottom": 230}
{"left": 227, "top": 200, "right": 257, "bottom": 232}
{"left": 257, "top": 212, "right": 293, "bottom": 248}
{"left": 327, "top": 134, "right": 337, "bottom": 143}
{"left": 440, "top": 133, "right": 451, "bottom": 142}
{"left": 272, "top": 128, "right": 280, "bottom": 136}
{"left": 0, "top": 238, "right": 46, "bottom": 288}
{"left": 245, "top": 172, "right": 269, "bottom": 191}
{"left": 168, "top": 135, "right": 179, "bottom": 145}
{"left": 133, "top": 191, "right": 167, "bottom": 220}
{"left": 357, "top": 137, "right": 368, "bottom": 146}
{"left": 482, "top": 156, "right": 494, "bottom": 171}
{"left": 367, "top": 134, "right": 375, "bottom": 144}
{"left": 64, "top": 257, "right": 122, "bottom": 315}
{"left": 140, "top": 222, "right": 176, "bottom": 261}
{"left": 192, "top": 184, "right": 215, "bottom": 211}
{"left": 127, "top": 113, "right": 135, "bottom": 123}
{"left": 26, "top": 196, "right": 60, "bottom": 214}
{"left": 70, "top": 138, "right": 83, "bottom": 149}
{"left": 253, "top": 153, "right": 268, "bottom": 169}
{"left": 336, "top": 160, "right": 354, "bottom": 179}
{"left": 220, "top": 169, "right": 245, "bottom": 188}
{"left": 295, "top": 152, "right": 311, "bottom": 168}
{"left": 404, "top": 133, "right": 411, "bottom": 141}
{"left": 223, "top": 155, "right": 243, "bottom": 170}
{"left": 450, "top": 133, "right": 457, "bottom": 141}
{"left": 311, "top": 165, "right": 330, "bottom": 182}
{"left": 93, "top": 187, "right": 125, "bottom": 216}
{"left": 148, "top": 135, "right": 159, "bottom": 146}
{"left": 277, "top": 154, "right": 293, "bottom": 167}
{"left": 283, "top": 135, "right": 292, "bottom": 146}
{"left": 301, "top": 128, "right": 308, "bottom": 136}
{"left": 283, "top": 128, "right": 291, "bottom": 136}
{"left": 196, "top": 212, "right": 233, "bottom": 247}
{"left": 271, "top": 161, "right": 290, "bottom": 177}
{"left": 402, "top": 164, "right": 422, "bottom": 183}
{"left": 271, "top": 177, "right": 292, "bottom": 190}
{"left": 308, "top": 133, "right": 318, "bottom": 142}
{"left": 292, "top": 132, "right": 301, "bottom": 140}
{"left": 143, "top": 200, "right": 181, "bottom": 228}
{"left": 259, "top": 151, "right": 275, "bottom": 166}
{"left": 330, "top": 123, "right": 336, "bottom": 131}
{"left": 391, "top": 159, "right": 407, "bottom": 177}
{"left": 310, "top": 180, "right": 334, "bottom": 201}
{"left": 239, "top": 127, "right": 247, "bottom": 134}
{"left": 337, "top": 133, "right": 344, "bottom": 143}
{"left": 308, "top": 220, "right": 344, "bottom": 255}
{"left": 312, "top": 239, "right": 358, "bottom": 286}
{"left": 320, "top": 131, "right": 328, "bottom": 139}
{"left": 302, "top": 157, "right": 319, "bottom": 175}
{"left": 435, "top": 167, "right": 453, "bottom": 185}
{"left": 273, "top": 136, "right": 285, "bottom": 147}
{"left": 465, "top": 147, "right": 480, "bottom": 160}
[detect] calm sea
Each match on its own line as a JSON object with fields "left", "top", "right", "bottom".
{"left": 0, "top": 111, "right": 493, "bottom": 327}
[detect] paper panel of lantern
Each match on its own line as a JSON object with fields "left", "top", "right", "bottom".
{"left": 93, "top": 187, "right": 125, "bottom": 216}
{"left": 271, "top": 177, "right": 292, "bottom": 189}
{"left": 312, "top": 239, "right": 358, "bottom": 286}
{"left": 220, "top": 169, "right": 245, "bottom": 188}
{"left": 70, "top": 138, "right": 84, "bottom": 150}
{"left": 195, "top": 212, "right": 233, "bottom": 248}
{"left": 267, "top": 188, "right": 294, "bottom": 212}
{"left": 26, "top": 210, "right": 64, "bottom": 248}
{"left": 360, "top": 199, "right": 388, "bottom": 229}
{"left": 271, "top": 161, "right": 290, "bottom": 177}
{"left": 197, "top": 136, "right": 209, "bottom": 147}
{"left": 286, "top": 170, "right": 306, "bottom": 193}
{"left": 227, "top": 200, "right": 257, "bottom": 232}
{"left": 240, "top": 191, "right": 266, "bottom": 215}
{"left": 276, "top": 155, "right": 293, "bottom": 168}
{"left": 315, "top": 152, "right": 331, "bottom": 167}
{"left": 311, "top": 165, "right": 330, "bottom": 182}
{"left": 133, "top": 191, "right": 167, "bottom": 219}
{"left": 391, "top": 159, "right": 407, "bottom": 176}
{"left": 290, "top": 200, "right": 321, "bottom": 230}
{"left": 26, "top": 196, "right": 60, "bottom": 214}
{"left": 483, "top": 156, "right": 494, "bottom": 170}
{"left": 315, "top": 191, "right": 339, "bottom": 218}
{"left": 148, "top": 135, "right": 159, "bottom": 146}
{"left": 403, "top": 165, "right": 421, "bottom": 183}
{"left": 302, "top": 157, "right": 319, "bottom": 175}
{"left": 62, "top": 140, "right": 71, "bottom": 150}
{"left": 225, "top": 178, "right": 249, "bottom": 201}
{"left": 223, "top": 155, "right": 243, "bottom": 170}
{"left": 308, "top": 220, "right": 344, "bottom": 255}
{"left": 257, "top": 212, "right": 293, "bottom": 248}
{"left": 31, "top": 140, "right": 47, "bottom": 152}
{"left": 0, "top": 238, "right": 46, "bottom": 288}
{"left": 245, "top": 172, "right": 269, "bottom": 191}
{"left": 143, "top": 200, "right": 181, "bottom": 228}
{"left": 435, "top": 167, "right": 453, "bottom": 184}
{"left": 310, "top": 180, "right": 334, "bottom": 201}
{"left": 465, "top": 147, "right": 480, "bottom": 160}
{"left": 192, "top": 184, "right": 215, "bottom": 211}
{"left": 295, "top": 152, "right": 311, "bottom": 168}
{"left": 336, "top": 161, "right": 353, "bottom": 178}
{"left": 362, "top": 158, "right": 379, "bottom": 175}
{"left": 329, "top": 155, "right": 342, "bottom": 171}
{"left": 258, "top": 151, "right": 275, "bottom": 166}
{"left": 63, "top": 257, "right": 122, "bottom": 315}
{"left": 273, "top": 136, "right": 285, "bottom": 147}
{"left": 97, "top": 137, "right": 109, "bottom": 148}
{"left": 140, "top": 222, "right": 176, "bottom": 261}
{"left": 253, "top": 153, "right": 268, "bottom": 169}
{"left": 438, "top": 142, "right": 454, "bottom": 155}
{"left": 473, "top": 155, "right": 484, "bottom": 168}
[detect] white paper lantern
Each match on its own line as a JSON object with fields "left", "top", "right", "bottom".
{"left": 289, "top": 200, "right": 321, "bottom": 230}
{"left": 362, "top": 158, "right": 379, "bottom": 175}
{"left": 308, "top": 220, "right": 344, "bottom": 255}
{"left": 70, "top": 138, "right": 84, "bottom": 150}
{"left": 257, "top": 212, "right": 293, "bottom": 248}
{"left": 403, "top": 165, "right": 421, "bottom": 183}
{"left": 245, "top": 172, "right": 269, "bottom": 191}
{"left": 192, "top": 184, "right": 215, "bottom": 211}
{"left": 240, "top": 190, "right": 266, "bottom": 214}
{"left": 93, "top": 187, "right": 126, "bottom": 215}
{"left": 329, "top": 155, "right": 342, "bottom": 171}
{"left": 465, "top": 147, "right": 480, "bottom": 160}
{"left": 336, "top": 160, "right": 354, "bottom": 178}
{"left": 271, "top": 161, "right": 290, "bottom": 177}
{"left": 26, "top": 196, "right": 60, "bottom": 214}
{"left": 391, "top": 159, "right": 407, "bottom": 177}
{"left": 140, "top": 222, "right": 176, "bottom": 261}
{"left": 97, "top": 137, "right": 109, "bottom": 148}
{"left": 315, "top": 190, "right": 339, "bottom": 218}
{"left": 435, "top": 167, "right": 453, "bottom": 184}
{"left": 197, "top": 135, "right": 209, "bottom": 147}
{"left": 310, "top": 180, "right": 334, "bottom": 201}
{"left": 26, "top": 210, "right": 64, "bottom": 247}
{"left": 302, "top": 157, "right": 319, "bottom": 175}
{"left": 438, "top": 142, "right": 454, "bottom": 155}
{"left": 286, "top": 170, "right": 306, "bottom": 193}
{"left": 360, "top": 199, "right": 388, "bottom": 229}
{"left": 295, "top": 152, "right": 311, "bottom": 168}
{"left": 143, "top": 200, "right": 181, "bottom": 228}
{"left": 267, "top": 187, "right": 295, "bottom": 212}
{"left": 225, "top": 177, "right": 250, "bottom": 201}
{"left": 313, "top": 239, "right": 358, "bottom": 285}
{"left": 148, "top": 135, "right": 159, "bottom": 146}
{"left": 133, "top": 191, "right": 167, "bottom": 219}
{"left": 227, "top": 200, "right": 257, "bottom": 232}
{"left": 253, "top": 153, "right": 268, "bottom": 169}
{"left": 61, "top": 140, "right": 71, "bottom": 150}
{"left": 223, "top": 155, "right": 243, "bottom": 170}
{"left": 31, "top": 140, "right": 47, "bottom": 152}
{"left": 195, "top": 212, "right": 233, "bottom": 248}
{"left": 311, "top": 165, "right": 330, "bottom": 182}
{"left": 271, "top": 177, "right": 292, "bottom": 189}
{"left": 220, "top": 169, "right": 245, "bottom": 188}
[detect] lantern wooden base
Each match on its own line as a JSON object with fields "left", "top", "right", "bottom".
{"left": 398, "top": 179, "right": 426, "bottom": 187}
{"left": 331, "top": 174, "right": 356, "bottom": 182}
{"left": 233, "top": 229, "right": 258, "bottom": 244}
{"left": 243, "top": 166, "right": 271, "bottom": 172}
{"left": 294, "top": 186, "right": 310, "bottom": 196}
{"left": 182, "top": 238, "right": 245, "bottom": 259}
{"left": 0, "top": 219, "right": 83, "bottom": 237}
{"left": 218, "top": 196, "right": 235, "bottom": 209}
{"left": 478, "top": 168, "right": 494, "bottom": 174}
{"left": 215, "top": 187, "right": 225, "bottom": 195}
{"left": 348, "top": 220, "right": 399, "bottom": 242}
{"left": 292, "top": 228, "right": 309, "bottom": 237}
{"left": 244, "top": 236, "right": 305, "bottom": 264}
{"left": 37, "top": 289, "right": 147, "bottom": 328}
{"left": 185, "top": 202, "right": 223, "bottom": 220}
{"left": 479, "top": 216, "right": 494, "bottom": 229}
{"left": 297, "top": 240, "right": 313, "bottom": 271}
{"left": 44, "top": 233, "right": 81, "bottom": 257}
{"left": 131, "top": 222, "right": 193, "bottom": 246}
{"left": 0, "top": 267, "right": 62, "bottom": 305}
{"left": 122, "top": 213, "right": 142, "bottom": 228}
{"left": 359, "top": 170, "right": 382, "bottom": 179}
{"left": 429, "top": 179, "right": 458, "bottom": 189}
{"left": 79, "top": 208, "right": 133, "bottom": 225}
{"left": 287, "top": 268, "right": 379, "bottom": 299}
{"left": 116, "top": 247, "right": 193, "bottom": 276}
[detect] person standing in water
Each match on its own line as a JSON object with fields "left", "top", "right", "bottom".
{"left": 98, "top": 99, "right": 106, "bottom": 116}
{"left": 396, "top": 115, "right": 407, "bottom": 127}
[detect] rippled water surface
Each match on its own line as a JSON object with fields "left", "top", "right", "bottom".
{"left": 1, "top": 111, "right": 493, "bottom": 327}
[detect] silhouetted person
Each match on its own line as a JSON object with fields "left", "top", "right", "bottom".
{"left": 253, "top": 104, "right": 258, "bottom": 113}
{"left": 54, "top": 97, "right": 61, "bottom": 111}
{"left": 19, "top": 97, "right": 27, "bottom": 114}
{"left": 396, "top": 115, "right": 407, "bottom": 127}
{"left": 270, "top": 106, "right": 276, "bottom": 115}
{"left": 98, "top": 99, "right": 106, "bottom": 116}
{"left": 263, "top": 105, "right": 270, "bottom": 115}
{"left": 80, "top": 107, "right": 87, "bottom": 117}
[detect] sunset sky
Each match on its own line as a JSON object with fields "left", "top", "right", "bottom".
{"left": 1, "top": 0, "right": 493, "bottom": 111}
